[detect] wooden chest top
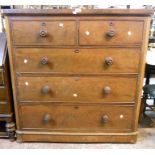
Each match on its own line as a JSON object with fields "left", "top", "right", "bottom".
{"left": 2, "top": 8, "right": 153, "bottom": 16}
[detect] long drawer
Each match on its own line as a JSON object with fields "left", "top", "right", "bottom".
{"left": 11, "top": 20, "right": 77, "bottom": 46}
{"left": 79, "top": 20, "right": 143, "bottom": 45}
{"left": 17, "top": 76, "right": 137, "bottom": 103}
{"left": 0, "top": 86, "right": 7, "bottom": 101}
{"left": 20, "top": 104, "right": 133, "bottom": 131}
{"left": 15, "top": 48, "right": 140, "bottom": 74}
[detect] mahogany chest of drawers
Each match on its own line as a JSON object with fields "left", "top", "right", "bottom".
{"left": 3, "top": 9, "right": 153, "bottom": 143}
{"left": 0, "top": 32, "right": 15, "bottom": 140}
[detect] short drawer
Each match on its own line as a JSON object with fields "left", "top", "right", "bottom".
{"left": 12, "top": 20, "right": 77, "bottom": 45}
{"left": 0, "top": 86, "right": 7, "bottom": 101}
{"left": 79, "top": 20, "right": 143, "bottom": 45}
{"left": 15, "top": 48, "right": 140, "bottom": 74}
{"left": 17, "top": 76, "right": 137, "bottom": 103}
{"left": 21, "top": 104, "right": 133, "bottom": 131}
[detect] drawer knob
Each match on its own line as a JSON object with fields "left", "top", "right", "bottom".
{"left": 43, "top": 114, "right": 50, "bottom": 124}
{"left": 74, "top": 49, "right": 80, "bottom": 53}
{"left": 40, "top": 57, "right": 48, "bottom": 65}
{"left": 107, "top": 30, "right": 115, "bottom": 37}
{"left": 105, "top": 57, "right": 113, "bottom": 66}
{"left": 103, "top": 86, "right": 111, "bottom": 94}
{"left": 101, "top": 115, "right": 109, "bottom": 123}
{"left": 39, "top": 30, "right": 47, "bottom": 37}
{"left": 42, "top": 85, "right": 50, "bottom": 94}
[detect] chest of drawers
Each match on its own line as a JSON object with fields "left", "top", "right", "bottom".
{"left": 3, "top": 9, "right": 153, "bottom": 143}
{"left": 0, "top": 32, "right": 15, "bottom": 140}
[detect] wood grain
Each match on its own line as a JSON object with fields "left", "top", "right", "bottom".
{"left": 0, "top": 70, "right": 3, "bottom": 85}
{"left": 16, "top": 131, "right": 137, "bottom": 143}
{"left": 17, "top": 76, "right": 137, "bottom": 103}
{"left": 12, "top": 20, "right": 77, "bottom": 46}
{"left": 20, "top": 104, "right": 134, "bottom": 131}
{"left": 0, "top": 86, "right": 7, "bottom": 101}
{"left": 133, "top": 17, "right": 151, "bottom": 130}
{"left": 2, "top": 9, "right": 154, "bottom": 16}
{"left": 15, "top": 48, "right": 140, "bottom": 74}
{"left": 79, "top": 20, "right": 143, "bottom": 45}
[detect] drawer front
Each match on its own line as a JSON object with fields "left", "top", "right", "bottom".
{"left": 79, "top": 20, "right": 143, "bottom": 45}
{"left": 15, "top": 48, "right": 140, "bottom": 74}
{"left": 0, "top": 103, "right": 9, "bottom": 114}
{"left": 18, "top": 76, "right": 137, "bottom": 102}
{"left": 0, "top": 70, "right": 3, "bottom": 85}
{"left": 12, "top": 20, "right": 76, "bottom": 45}
{"left": 21, "top": 104, "right": 133, "bottom": 131}
{"left": 0, "top": 87, "right": 7, "bottom": 101}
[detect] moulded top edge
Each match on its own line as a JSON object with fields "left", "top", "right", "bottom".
{"left": 1, "top": 9, "right": 154, "bottom": 16}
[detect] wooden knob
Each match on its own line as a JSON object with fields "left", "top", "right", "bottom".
{"left": 40, "top": 57, "right": 48, "bottom": 65}
{"left": 42, "top": 85, "right": 50, "bottom": 94}
{"left": 107, "top": 30, "right": 115, "bottom": 37}
{"left": 103, "top": 86, "right": 111, "bottom": 94}
{"left": 39, "top": 30, "right": 47, "bottom": 37}
{"left": 101, "top": 115, "right": 109, "bottom": 123}
{"left": 105, "top": 57, "right": 113, "bottom": 66}
{"left": 74, "top": 49, "right": 80, "bottom": 53}
{"left": 43, "top": 114, "right": 50, "bottom": 124}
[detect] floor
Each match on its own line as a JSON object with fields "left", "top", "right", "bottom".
{"left": 0, "top": 127, "right": 154, "bottom": 149}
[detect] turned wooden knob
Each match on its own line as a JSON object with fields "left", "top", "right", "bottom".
{"left": 42, "top": 85, "right": 50, "bottom": 94}
{"left": 74, "top": 49, "right": 80, "bottom": 53}
{"left": 39, "top": 30, "right": 47, "bottom": 37}
{"left": 40, "top": 57, "right": 48, "bottom": 65}
{"left": 43, "top": 114, "right": 50, "bottom": 123}
{"left": 103, "top": 86, "right": 111, "bottom": 94}
{"left": 101, "top": 115, "right": 109, "bottom": 123}
{"left": 105, "top": 57, "right": 113, "bottom": 66}
{"left": 107, "top": 30, "right": 116, "bottom": 37}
